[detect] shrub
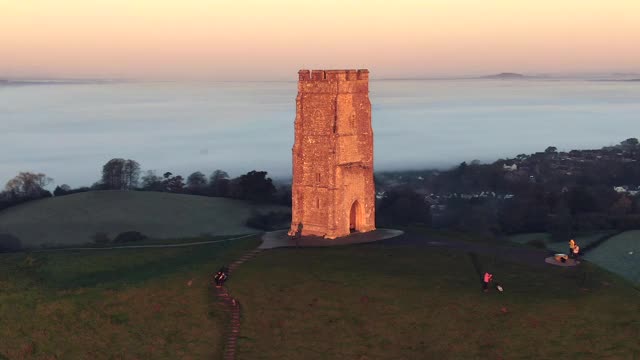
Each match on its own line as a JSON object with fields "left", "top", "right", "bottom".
{"left": 113, "top": 231, "right": 147, "bottom": 243}
{"left": 0, "top": 234, "right": 23, "bottom": 253}
{"left": 54, "top": 185, "right": 91, "bottom": 197}
{"left": 0, "top": 190, "right": 52, "bottom": 212}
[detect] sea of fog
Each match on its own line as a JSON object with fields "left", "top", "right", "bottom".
{"left": 1, "top": 79, "right": 639, "bottom": 188}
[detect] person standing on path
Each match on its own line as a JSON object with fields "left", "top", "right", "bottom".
{"left": 295, "top": 222, "right": 303, "bottom": 248}
{"left": 569, "top": 239, "right": 576, "bottom": 257}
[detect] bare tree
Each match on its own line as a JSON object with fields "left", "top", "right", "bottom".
{"left": 140, "top": 170, "right": 163, "bottom": 191}
{"left": 123, "top": 160, "right": 141, "bottom": 189}
{"left": 209, "top": 169, "right": 230, "bottom": 197}
{"left": 162, "top": 173, "right": 185, "bottom": 193}
{"left": 102, "top": 158, "right": 125, "bottom": 190}
{"left": 209, "top": 170, "right": 229, "bottom": 184}
{"left": 53, "top": 184, "right": 72, "bottom": 196}
{"left": 101, "top": 159, "right": 140, "bottom": 190}
{"left": 187, "top": 171, "right": 207, "bottom": 193}
{"left": 5, "top": 172, "right": 53, "bottom": 197}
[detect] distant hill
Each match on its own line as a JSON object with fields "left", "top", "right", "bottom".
{"left": 0, "top": 190, "right": 288, "bottom": 248}
{"left": 612, "top": 72, "right": 640, "bottom": 77}
{"left": 0, "top": 78, "right": 125, "bottom": 86}
{"left": 590, "top": 78, "right": 640, "bottom": 82}
{"left": 480, "top": 72, "right": 527, "bottom": 79}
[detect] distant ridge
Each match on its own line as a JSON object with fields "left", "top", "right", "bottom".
{"left": 0, "top": 78, "right": 130, "bottom": 86}
{"left": 479, "top": 72, "right": 527, "bottom": 79}
{"left": 590, "top": 78, "right": 640, "bottom": 82}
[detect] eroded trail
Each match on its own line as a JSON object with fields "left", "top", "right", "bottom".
{"left": 215, "top": 248, "right": 263, "bottom": 360}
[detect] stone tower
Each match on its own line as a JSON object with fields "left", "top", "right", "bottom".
{"left": 289, "top": 69, "right": 376, "bottom": 239}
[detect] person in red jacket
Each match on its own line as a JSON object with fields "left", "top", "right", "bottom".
{"left": 483, "top": 272, "right": 493, "bottom": 292}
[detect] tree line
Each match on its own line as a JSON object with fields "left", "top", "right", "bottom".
{"left": 6, "top": 138, "right": 639, "bottom": 238}
{"left": 377, "top": 138, "right": 640, "bottom": 238}
{"left": 0, "top": 158, "right": 289, "bottom": 213}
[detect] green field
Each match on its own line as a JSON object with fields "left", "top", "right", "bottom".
{"left": 2, "top": 230, "right": 639, "bottom": 359}
{"left": 230, "top": 243, "right": 640, "bottom": 359}
{"left": 0, "top": 236, "right": 260, "bottom": 360}
{"left": 508, "top": 232, "right": 615, "bottom": 250}
{"left": 508, "top": 231, "right": 639, "bottom": 285}
{"left": 0, "top": 191, "right": 287, "bottom": 248}
{"left": 583, "top": 231, "right": 640, "bottom": 285}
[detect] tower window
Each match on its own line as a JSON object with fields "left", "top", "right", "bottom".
{"left": 317, "top": 173, "right": 321, "bottom": 183}
{"left": 317, "top": 198, "right": 320, "bottom": 208}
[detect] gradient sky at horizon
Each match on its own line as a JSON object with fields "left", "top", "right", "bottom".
{"left": 1, "top": 0, "right": 639, "bottom": 80}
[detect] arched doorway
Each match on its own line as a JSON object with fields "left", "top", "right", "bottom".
{"left": 349, "top": 200, "right": 362, "bottom": 233}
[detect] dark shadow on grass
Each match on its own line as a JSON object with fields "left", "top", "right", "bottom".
{"left": 468, "top": 252, "right": 483, "bottom": 277}
{"left": 468, "top": 252, "right": 485, "bottom": 290}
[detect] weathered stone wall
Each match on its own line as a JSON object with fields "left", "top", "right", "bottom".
{"left": 289, "top": 69, "right": 375, "bottom": 239}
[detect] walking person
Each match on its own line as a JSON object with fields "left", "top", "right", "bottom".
{"left": 483, "top": 272, "right": 493, "bottom": 292}
{"left": 214, "top": 266, "right": 229, "bottom": 287}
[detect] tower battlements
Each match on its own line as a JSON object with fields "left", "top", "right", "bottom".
{"left": 298, "top": 69, "right": 369, "bottom": 94}
{"left": 298, "top": 69, "right": 369, "bottom": 81}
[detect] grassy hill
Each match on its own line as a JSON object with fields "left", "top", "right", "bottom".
{"left": 230, "top": 242, "right": 640, "bottom": 359}
{"left": 1, "top": 232, "right": 638, "bottom": 359}
{"left": 0, "top": 235, "right": 260, "bottom": 359}
{"left": 584, "top": 231, "right": 640, "bottom": 285}
{"left": 0, "top": 191, "right": 288, "bottom": 248}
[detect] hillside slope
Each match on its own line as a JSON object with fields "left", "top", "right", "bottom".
{"left": 0, "top": 191, "right": 287, "bottom": 248}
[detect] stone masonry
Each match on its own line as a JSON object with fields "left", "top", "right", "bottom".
{"left": 289, "top": 69, "right": 376, "bottom": 239}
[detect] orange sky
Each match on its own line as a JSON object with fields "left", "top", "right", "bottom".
{"left": 1, "top": 0, "right": 639, "bottom": 79}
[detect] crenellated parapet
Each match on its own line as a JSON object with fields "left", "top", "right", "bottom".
{"left": 298, "top": 69, "right": 369, "bottom": 93}
{"left": 298, "top": 69, "right": 369, "bottom": 81}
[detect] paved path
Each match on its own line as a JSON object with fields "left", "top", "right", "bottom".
{"left": 260, "top": 228, "right": 404, "bottom": 249}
